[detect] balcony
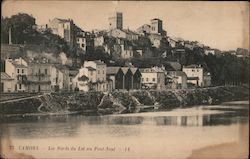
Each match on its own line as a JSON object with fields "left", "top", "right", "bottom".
{"left": 17, "top": 75, "right": 29, "bottom": 84}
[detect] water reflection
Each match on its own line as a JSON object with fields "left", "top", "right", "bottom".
{"left": 0, "top": 101, "right": 248, "bottom": 139}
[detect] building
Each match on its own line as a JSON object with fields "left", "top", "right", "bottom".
{"left": 137, "top": 18, "right": 166, "bottom": 36}
{"left": 167, "top": 71, "right": 187, "bottom": 89}
{"left": 203, "top": 72, "right": 212, "bottom": 87}
{"left": 204, "top": 49, "right": 215, "bottom": 55}
{"left": 107, "top": 29, "right": 139, "bottom": 41}
{"left": 106, "top": 67, "right": 124, "bottom": 90}
{"left": 136, "top": 24, "right": 151, "bottom": 35}
{"left": 94, "top": 35, "right": 113, "bottom": 54}
{"left": 69, "top": 70, "right": 78, "bottom": 91}
{"left": 148, "top": 34, "right": 162, "bottom": 48}
{"left": 72, "top": 67, "right": 90, "bottom": 92}
{"left": 76, "top": 35, "right": 86, "bottom": 51}
{"left": 76, "top": 32, "right": 94, "bottom": 53}
{"left": 94, "top": 36, "right": 106, "bottom": 47}
{"left": 106, "top": 67, "right": 141, "bottom": 91}
{"left": 121, "top": 67, "right": 141, "bottom": 90}
{"left": 27, "top": 58, "right": 66, "bottom": 92}
{"left": 54, "top": 64, "right": 70, "bottom": 91}
{"left": 121, "top": 45, "right": 133, "bottom": 59}
{"left": 140, "top": 66, "right": 166, "bottom": 90}
{"left": 183, "top": 64, "right": 204, "bottom": 87}
{"left": 5, "top": 58, "right": 28, "bottom": 92}
{"left": 48, "top": 18, "right": 76, "bottom": 48}
{"left": 73, "top": 60, "right": 107, "bottom": 92}
{"left": 108, "top": 12, "right": 123, "bottom": 30}
{"left": 150, "top": 18, "right": 163, "bottom": 35}
{"left": 0, "top": 72, "right": 15, "bottom": 92}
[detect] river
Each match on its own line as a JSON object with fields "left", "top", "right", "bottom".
{"left": 0, "top": 101, "right": 249, "bottom": 159}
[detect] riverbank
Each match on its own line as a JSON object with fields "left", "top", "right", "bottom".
{"left": 0, "top": 86, "right": 249, "bottom": 116}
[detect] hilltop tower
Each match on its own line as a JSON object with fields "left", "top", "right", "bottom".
{"left": 108, "top": 12, "right": 123, "bottom": 30}
{"left": 150, "top": 18, "right": 163, "bottom": 35}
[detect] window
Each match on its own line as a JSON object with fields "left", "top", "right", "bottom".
{"left": 70, "top": 78, "right": 72, "bottom": 82}
{"left": 22, "top": 69, "right": 24, "bottom": 74}
{"left": 17, "top": 69, "right": 20, "bottom": 73}
{"left": 192, "top": 69, "right": 195, "bottom": 72}
{"left": 39, "top": 69, "right": 41, "bottom": 74}
{"left": 45, "top": 69, "right": 47, "bottom": 75}
{"left": 98, "top": 70, "right": 100, "bottom": 74}
{"left": 103, "top": 70, "right": 105, "bottom": 74}
{"left": 152, "top": 78, "right": 156, "bottom": 82}
{"left": 19, "top": 84, "right": 22, "bottom": 89}
{"left": 146, "top": 78, "right": 149, "bottom": 82}
{"left": 82, "top": 44, "right": 84, "bottom": 47}
{"left": 141, "top": 78, "right": 144, "bottom": 82}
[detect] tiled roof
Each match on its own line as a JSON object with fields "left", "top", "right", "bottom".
{"left": 1, "top": 72, "right": 13, "bottom": 80}
{"left": 107, "top": 67, "right": 121, "bottom": 75}
{"left": 168, "top": 71, "right": 187, "bottom": 77}
{"left": 12, "top": 63, "right": 27, "bottom": 68}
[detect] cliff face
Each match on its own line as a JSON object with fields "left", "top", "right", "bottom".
{"left": 0, "top": 86, "right": 249, "bottom": 116}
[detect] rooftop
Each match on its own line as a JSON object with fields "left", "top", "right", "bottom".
{"left": 93, "top": 60, "right": 106, "bottom": 65}
{"left": 106, "top": 67, "right": 121, "bottom": 75}
{"left": 183, "top": 64, "right": 202, "bottom": 68}
{"left": 86, "top": 66, "right": 96, "bottom": 71}
{"left": 168, "top": 71, "right": 187, "bottom": 77}
{"left": 1, "top": 72, "right": 13, "bottom": 80}
{"left": 12, "top": 62, "right": 27, "bottom": 68}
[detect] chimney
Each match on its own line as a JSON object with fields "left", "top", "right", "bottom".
{"left": 9, "top": 27, "right": 12, "bottom": 45}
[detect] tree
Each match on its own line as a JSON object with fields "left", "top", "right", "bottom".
{"left": 1, "top": 13, "right": 36, "bottom": 44}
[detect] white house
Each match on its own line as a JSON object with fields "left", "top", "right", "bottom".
{"left": 73, "top": 60, "right": 107, "bottom": 92}
{"left": 182, "top": 64, "right": 204, "bottom": 87}
{"left": 140, "top": 66, "right": 165, "bottom": 90}
{"left": 5, "top": 57, "right": 28, "bottom": 92}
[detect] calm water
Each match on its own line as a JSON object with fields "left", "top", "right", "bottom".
{"left": 1, "top": 101, "right": 249, "bottom": 159}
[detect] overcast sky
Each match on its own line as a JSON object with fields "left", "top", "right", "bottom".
{"left": 2, "top": 1, "right": 249, "bottom": 51}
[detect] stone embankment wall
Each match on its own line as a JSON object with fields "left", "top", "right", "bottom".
{"left": 0, "top": 86, "right": 249, "bottom": 116}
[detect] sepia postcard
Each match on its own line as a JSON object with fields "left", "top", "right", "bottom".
{"left": 0, "top": 1, "right": 249, "bottom": 159}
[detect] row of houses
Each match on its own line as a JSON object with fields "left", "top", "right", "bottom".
{"left": 1, "top": 57, "right": 211, "bottom": 93}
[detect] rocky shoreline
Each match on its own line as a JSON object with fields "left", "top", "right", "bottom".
{"left": 0, "top": 86, "right": 249, "bottom": 116}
